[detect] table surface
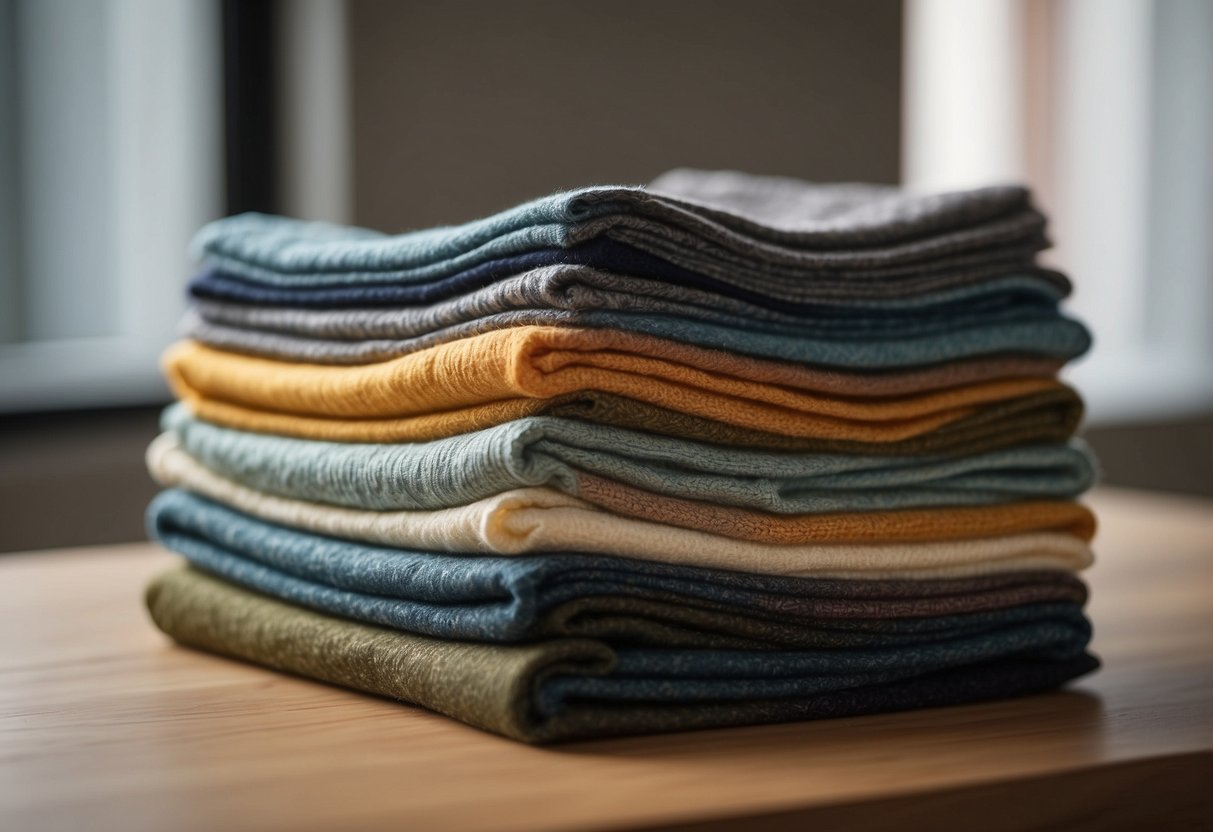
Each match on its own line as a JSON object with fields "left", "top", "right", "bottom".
{"left": 2, "top": 487, "right": 1211, "bottom": 832}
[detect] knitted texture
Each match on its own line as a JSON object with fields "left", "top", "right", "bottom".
{"left": 163, "top": 327, "right": 1085, "bottom": 443}
{"left": 192, "top": 237, "right": 1070, "bottom": 308}
{"left": 161, "top": 409, "right": 1097, "bottom": 517}
{"left": 149, "top": 444, "right": 1095, "bottom": 574}
{"left": 192, "top": 264, "right": 1066, "bottom": 319}
{"left": 146, "top": 567, "right": 1100, "bottom": 743}
{"left": 148, "top": 490, "right": 1093, "bottom": 646}
{"left": 183, "top": 262, "right": 1090, "bottom": 367}
{"left": 193, "top": 170, "right": 1051, "bottom": 292}
{"left": 185, "top": 307, "right": 1089, "bottom": 367}
{"left": 146, "top": 170, "right": 1101, "bottom": 744}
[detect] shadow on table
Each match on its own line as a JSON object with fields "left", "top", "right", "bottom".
{"left": 552, "top": 689, "right": 1106, "bottom": 761}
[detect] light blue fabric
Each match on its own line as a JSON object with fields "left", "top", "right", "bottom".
{"left": 163, "top": 406, "right": 1097, "bottom": 514}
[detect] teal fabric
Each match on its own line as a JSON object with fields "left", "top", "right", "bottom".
{"left": 184, "top": 306, "right": 1092, "bottom": 367}
{"left": 163, "top": 406, "right": 1098, "bottom": 515}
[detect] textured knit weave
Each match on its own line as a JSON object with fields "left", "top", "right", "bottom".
{"left": 149, "top": 490, "right": 1093, "bottom": 649}
{"left": 163, "top": 328, "right": 1083, "bottom": 443}
{"left": 146, "top": 568, "right": 1100, "bottom": 743}
{"left": 190, "top": 280, "right": 1074, "bottom": 390}
{"left": 150, "top": 433, "right": 1095, "bottom": 547}
{"left": 611, "top": 386, "right": 1082, "bottom": 455}
{"left": 191, "top": 265, "right": 1067, "bottom": 324}
{"left": 153, "top": 490, "right": 1092, "bottom": 636}
{"left": 184, "top": 307, "right": 1089, "bottom": 367}
{"left": 192, "top": 237, "right": 1069, "bottom": 309}
{"left": 193, "top": 171, "right": 1050, "bottom": 291}
{"left": 183, "top": 259, "right": 1089, "bottom": 366}
{"left": 151, "top": 436, "right": 1101, "bottom": 572}
{"left": 161, "top": 410, "right": 1097, "bottom": 516}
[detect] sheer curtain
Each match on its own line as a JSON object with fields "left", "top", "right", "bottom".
{"left": 0, "top": 0, "right": 223, "bottom": 412}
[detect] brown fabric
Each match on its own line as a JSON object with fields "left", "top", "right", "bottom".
{"left": 569, "top": 481, "right": 1098, "bottom": 544}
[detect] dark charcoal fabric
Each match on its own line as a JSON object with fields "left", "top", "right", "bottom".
{"left": 192, "top": 171, "right": 1060, "bottom": 297}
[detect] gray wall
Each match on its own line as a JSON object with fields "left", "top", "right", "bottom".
{"left": 349, "top": 0, "right": 904, "bottom": 232}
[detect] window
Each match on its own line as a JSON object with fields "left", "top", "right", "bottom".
{"left": 905, "top": 0, "right": 1213, "bottom": 424}
{"left": 0, "top": 0, "right": 222, "bottom": 412}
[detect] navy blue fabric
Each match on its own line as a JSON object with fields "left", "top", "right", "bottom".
{"left": 190, "top": 237, "right": 1070, "bottom": 312}
{"left": 536, "top": 652, "right": 1100, "bottom": 718}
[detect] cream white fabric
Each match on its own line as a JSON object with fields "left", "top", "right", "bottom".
{"left": 148, "top": 433, "right": 1093, "bottom": 579}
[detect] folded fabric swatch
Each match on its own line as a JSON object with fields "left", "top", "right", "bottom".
{"left": 191, "top": 263, "right": 1066, "bottom": 320}
{"left": 522, "top": 386, "right": 1083, "bottom": 457}
{"left": 163, "top": 409, "right": 1096, "bottom": 518}
{"left": 192, "top": 237, "right": 1069, "bottom": 309}
{"left": 193, "top": 171, "right": 1050, "bottom": 291}
{"left": 184, "top": 262, "right": 1088, "bottom": 366}
{"left": 184, "top": 301, "right": 1090, "bottom": 367}
{"left": 150, "top": 437, "right": 1096, "bottom": 573}
{"left": 146, "top": 568, "right": 1100, "bottom": 742}
{"left": 189, "top": 281, "right": 1077, "bottom": 396}
{"left": 164, "top": 327, "right": 1081, "bottom": 443}
{"left": 150, "top": 490, "right": 1092, "bottom": 648}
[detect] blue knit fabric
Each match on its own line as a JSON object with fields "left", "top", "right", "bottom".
{"left": 148, "top": 491, "right": 1092, "bottom": 673}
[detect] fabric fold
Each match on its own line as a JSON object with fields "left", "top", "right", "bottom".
{"left": 145, "top": 169, "right": 1100, "bottom": 744}
{"left": 193, "top": 172, "right": 1049, "bottom": 289}
{"left": 146, "top": 492, "right": 1096, "bottom": 640}
{"left": 191, "top": 266, "right": 1068, "bottom": 323}
{"left": 164, "top": 326, "right": 1086, "bottom": 443}
{"left": 183, "top": 262, "right": 1088, "bottom": 367}
{"left": 146, "top": 567, "right": 1100, "bottom": 743}
{"left": 184, "top": 307, "right": 1090, "bottom": 367}
{"left": 161, "top": 410, "right": 1097, "bottom": 518}
{"left": 149, "top": 439, "right": 1096, "bottom": 571}
{"left": 191, "top": 238, "right": 1070, "bottom": 308}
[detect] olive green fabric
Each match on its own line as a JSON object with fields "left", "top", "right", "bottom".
{"left": 554, "top": 386, "right": 1084, "bottom": 455}
{"left": 146, "top": 568, "right": 1098, "bottom": 744}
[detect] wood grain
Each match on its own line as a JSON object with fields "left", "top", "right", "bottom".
{"left": 1, "top": 487, "right": 1210, "bottom": 831}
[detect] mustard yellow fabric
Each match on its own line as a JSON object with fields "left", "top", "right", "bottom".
{"left": 164, "top": 327, "right": 1064, "bottom": 443}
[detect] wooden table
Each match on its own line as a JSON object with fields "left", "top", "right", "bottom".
{"left": 2, "top": 487, "right": 1210, "bottom": 831}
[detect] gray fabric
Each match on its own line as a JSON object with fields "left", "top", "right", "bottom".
{"left": 190, "top": 266, "right": 1067, "bottom": 338}
{"left": 193, "top": 170, "right": 1049, "bottom": 288}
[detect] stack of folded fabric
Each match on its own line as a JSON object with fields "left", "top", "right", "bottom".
{"left": 144, "top": 169, "right": 1099, "bottom": 743}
